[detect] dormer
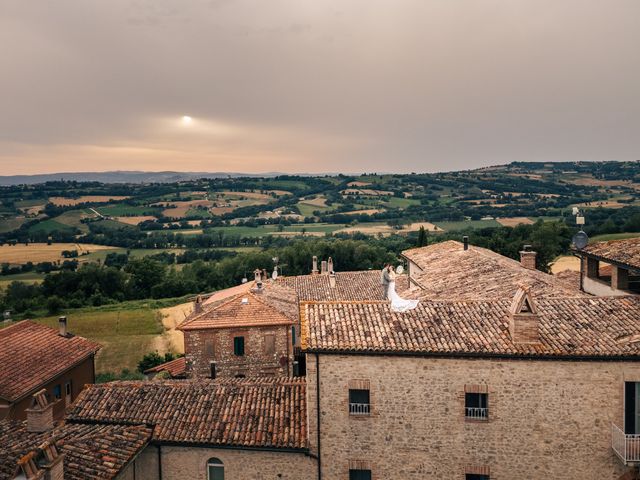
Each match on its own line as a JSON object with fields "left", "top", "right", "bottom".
{"left": 508, "top": 286, "right": 540, "bottom": 344}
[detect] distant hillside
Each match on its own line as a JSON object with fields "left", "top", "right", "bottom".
{"left": 0, "top": 171, "right": 289, "bottom": 186}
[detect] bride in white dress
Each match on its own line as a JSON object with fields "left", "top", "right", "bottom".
{"left": 387, "top": 266, "right": 419, "bottom": 312}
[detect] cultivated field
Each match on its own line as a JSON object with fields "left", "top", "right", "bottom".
{"left": 49, "top": 195, "right": 129, "bottom": 206}
{"left": 496, "top": 217, "right": 535, "bottom": 227}
{"left": 0, "top": 243, "right": 115, "bottom": 264}
{"left": 116, "top": 215, "right": 157, "bottom": 225}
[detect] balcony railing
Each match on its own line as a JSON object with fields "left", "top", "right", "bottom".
{"left": 349, "top": 403, "right": 370, "bottom": 416}
{"left": 612, "top": 423, "right": 640, "bottom": 464}
{"left": 465, "top": 407, "right": 489, "bottom": 421}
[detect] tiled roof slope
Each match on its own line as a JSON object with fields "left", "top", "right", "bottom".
{"left": 402, "top": 241, "right": 585, "bottom": 299}
{"left": 178, "top": 291, "right": 294, "bottom": 330}
{"left": 278, "top": 271, "right": 409, "bottom": 301}
{"left": 143, "top": 357, "right": 186, "bottom": 378}
{"left": 0, "top": 420, "right": 151, "bottom": 480}
{"left": 0, "top": 321, "right": 101, "bottom": 402}
{"left": 581, "top": 237, "right": 640, "bottom": 269}
{"left": 67, "top": 377, "right": 307, "bottom": 450}
{"left": 301, "top": 296, "right": 640, "bottom": 358}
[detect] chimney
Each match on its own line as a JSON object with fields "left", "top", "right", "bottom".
{"left": 519, "top": 245, "right": 537, "bottom": 270}
{"left": 262, "top": 269, "right": 268, "bottom": 281}
{"left": 40, "top": 440, "right": 65, "bottom": 480}
{"left": 26, "top": 389, "right": 54, "bottom": 433}
{"left": 311, "top": 256, "right": 319, "bottom": 275}
{"left": 327, "top": 257, "right": 334, "bottom": 274}
{"left": 254, "top": 268, "right": 262, "bottom": 282}
{"left": 194, "top": 296, "right": 203, "bottom": 315}
{"left": 320, "top": 260, "right": 328, "bottom": 275}
{"left": 329, "top": 272, "right": 336, "bottom": 288}
{"left": 463, "top": 236, "right": 469, "bottom": 251}
{"left": 58, "top": 316, "right": 67, "bottom": 337}
{"left": 508, "top": 286, "right": 540, "bottom": 344}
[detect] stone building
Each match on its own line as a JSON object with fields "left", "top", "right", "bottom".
{"left": 0, "top": 319, "right": 100, "bottom": 421}
{"left": 300, "top": 285, "right": 640, "bottom": 480}
{"left": 576, "top": 237, "right": 640, "bottom": 296}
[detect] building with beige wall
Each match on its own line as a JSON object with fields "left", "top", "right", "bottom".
{"left": 576, "top": 238, "right": 640, "bottom": 296}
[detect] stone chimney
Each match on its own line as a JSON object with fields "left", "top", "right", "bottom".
{"left": 26, "top": 389, "right": 54, "bottom": 433}
{"left": 40, "top": 440, "right": 65, "bottom": 480}
{"left": 329, "top": 272, "right": 336, "bottom": 288}
{"left": 519, "top": 245, "right": 537, "bottom": 270}
{"left": 17, "top": 452, "right": 41, "bottom": 480}
{"left": 327, "top": 257, "right": 334, "bottom": 274}
{"left": 58, "top": 316, "right": 67, "bottom": 337}
{"left": 311, "top": 256, "right": 319, "bottom": 275}
{"left": 320, "top": 260, "right": 328, "bottom": 275}
{"left": 254, "top": 268, "right": 262, "bottom": 282}
{"left": 194, "top": 296, "right": 203, "bottom": 315}
{"left": 508, "top": 286, "right": 540, "bottom": 344}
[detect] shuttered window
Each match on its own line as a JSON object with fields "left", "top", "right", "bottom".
{"left": 233, "top": 336, "right": 245, "bottom": 356}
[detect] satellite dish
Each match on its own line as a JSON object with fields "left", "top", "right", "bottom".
{"left": 573, "top": 230, "right": 589, "bottom": 249}
{"left": 272, "top": 270, "right": 278, "bottom": 280}
{"left": 396, "top": 265, "right": 404, "bottom": 274}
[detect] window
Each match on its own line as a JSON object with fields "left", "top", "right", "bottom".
{"left": 349, "top": 389, "right": 370, "bottom": 416}
{"left": 207, "top": 457, "right": 224, "bottom": 480}
{"left": 65, "top": 380, "right": 72, "bottom": 398}
{"left": 53, "top": 384, "right": 62, "bottom": 400}
{"left": 466, "top": 475, "right": 489, "bottom": 480}
{"left": 264, "top": 333, "right": 275, "bottom": 355}
{"left": 233, "top": 336, "right": 245, "bottom": 356}
{"left": 291, "top": 325, "right": 296, "bottom": 346}
{"left": 465, "top": 392, "right": 488, "bottom": 420}
{"left": 349, "top": 469, "right": 372, "bottom": 480}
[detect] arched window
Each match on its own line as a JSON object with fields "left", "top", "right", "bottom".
{"left": 207, "top": 457, "right": 224, "bottom": 480}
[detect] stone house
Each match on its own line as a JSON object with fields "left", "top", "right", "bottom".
{"left": 0, "top": 318, "right": 100, "bottom": 421}
{"left": 576, "top": 238, "right": 640, "bottom": 296}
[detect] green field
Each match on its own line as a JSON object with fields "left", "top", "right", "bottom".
{"left": 34, "top": 307, "right": 165, "bottom": 373}
{"left": 0, "top": 271, "right": 45, "bottom": 289}
{"left": 590, "top": 232, "right": 640, "bottom": 242}
{"left": 434, "top": 219, "right": 502, "bottom": 231}
{"left": 28, "top": 218, "right": 76, "bottom": 234}
{"left": 383, "top": 197, "right": 420, "bottom": 209}
{"left": 14, "top": 199, "right": 47, "bottom": 208}
{"left": 296, "top": 203, "right": 331, "bottom": 217}
{"left": 95, "top": 204, "right": 161, "bottom": 216}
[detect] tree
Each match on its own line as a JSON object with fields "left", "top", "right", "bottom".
{"left": 46, "top": 295, "right": 64, "bottom": 315}
{"left": 417, "top": 226, "right": 428, "bottom": 247}
{"left": 137, "top": 351, "right": 179, "bottom": 373}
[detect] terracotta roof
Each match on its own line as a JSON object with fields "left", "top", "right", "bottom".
{"left": 0, "top": 321, "right": 101, "bottom": 402}
{"left": 0, "top": 420, "right": 151, "bottom": 480}
{"left": 402, "top": 241, "right": 586, "bottom": 300}
{"left": 178, "top": 291, "right": 294, "bottom": 330}
{"left": 300, "top": 295, "right": 640, "bottom": 358}
{"left": 202, "top": 282, "right": 253, "bottom": 306}
{"left": 278, "top": 271, "right": 409, "bottom": 301}
{"left": 143, "top": 357, "right": 186, "bottom": 378}
{"left": 580, "top": 238, "right": 640, "bottom": 270}
{"left": 67, "top": 377, "right": 307, "bottom": 450}
{"left": 554, "top": 269, "right": 581, "bottom": 290}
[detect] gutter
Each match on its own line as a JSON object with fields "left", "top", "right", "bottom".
{"left": 316, "top": 352, "right": 322, "bottom": 480}
{"left": 149, "top": 439, "right": 310, "bottom": 455}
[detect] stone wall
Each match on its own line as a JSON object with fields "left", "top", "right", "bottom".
{"left": 185, "top": 324, "right": 293, "bottom": 379}
{"left": 308, "top": 353, "right": 640, "bottom": 480}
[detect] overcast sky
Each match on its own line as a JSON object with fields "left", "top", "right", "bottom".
{"left": 1, "top": 0, "right": 639, "bottom": 175}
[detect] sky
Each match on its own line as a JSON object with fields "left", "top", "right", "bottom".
{"left": 1, "top": 0, "right": 639, "bottom": 175}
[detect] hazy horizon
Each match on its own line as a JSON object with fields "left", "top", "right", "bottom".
{"left": 2, "top": 1, "right": 639, "bottom": 175}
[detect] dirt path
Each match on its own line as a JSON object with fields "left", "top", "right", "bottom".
{"left": 156, "top": 302, "right": 193, "bottom": 354}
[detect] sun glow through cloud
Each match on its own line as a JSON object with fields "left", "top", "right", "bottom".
{"left": 181, "top": 116, "right": 193, "bottom": 126}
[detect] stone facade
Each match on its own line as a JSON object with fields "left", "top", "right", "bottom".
{"left": 184, "top": 324, "right": 293, "bottom": 379}
{"left": 307, "top": 353, "right": 640, "bottom": 480}
{"left": 130, "top": 445, "right": 315, "bottom": 480}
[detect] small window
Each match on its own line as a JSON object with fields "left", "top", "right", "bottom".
{"left": 233, "top": 336, "right": 245, "bottom": 356}
{"left": 349, "top": 389, "right": 370, "bottom": 416}
{"left": 65, "top": 380, "right": 72, "bottom": 397}
{"left": 466, "top": 475, "right": 489, "bottom": 480}
{"left": 349, "top": 469, "right": 372, "bottom": 480}
{"left": 465, "top": 392, "right": 488, "bottom": 420}
{"left": 207, "top": 457, "right": 224, "bottom": 480}
{"left": 53, "top": 384, "right": 62, "bottom": 400}
{"left": 291, "top": 325, "right": 296, "bottom": 346}
{"left": 264, "top": 334, "right": 275, "bottom": 355}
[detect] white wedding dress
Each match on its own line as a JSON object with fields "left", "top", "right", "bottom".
{"left": 388, "top": 280, "right": 419, "bottom": 312}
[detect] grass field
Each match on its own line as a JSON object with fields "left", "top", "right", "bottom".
{"left": 434, "top": 219, "right": 501, "bottom": 231}
{"left": 96, "top": 204, "right": 161, "bottom": 216}
{"left": 28, "top": 219, "right": 77, "bottom": 235}
{"left": 590, "top": 232, "right": 640, "bottom": 242}
{"left": 15, "top": 199, "right": 47, "bottom": 208}
{"left": 49, "top": 195, "right": 130, "bottom": 206}
{"left": 34, "top": 307, "right": 165, "bottom": 373}
{"left": 0, "top": 271, "right": 45, "bottom": 289}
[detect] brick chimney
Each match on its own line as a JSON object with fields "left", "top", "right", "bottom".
{"left": 519, "top": 245, "right": 537, "bottom": 270}
{"left": 327, "top": 257, "right": 334, "bottom": 274}
{"left": 194, "top": 296, "right": 203, "bottom": 315}
{"left": 40, "top": 440, "right": 65, "bottom": 480}
{"left": 320, "top": 260, "right": 328, "bottom": 275}
{"left": 311, "top": 256, "right": 319, "bottom": 275}
{"left": 58, "top": 316, "right": 67, "bottom": 337}
{"left": 509, "top": 286, "right": 540, "bottom": 344}
{"left": 26, "top": 389, "right": 54, "bottom": 433}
